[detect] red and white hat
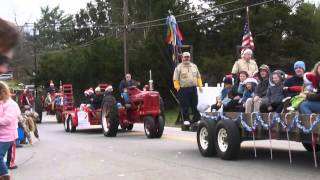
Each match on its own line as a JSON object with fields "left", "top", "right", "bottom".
{"left": 243, "top": 77, "right": 258, "bottom": 85}
{"left": 304, "top": 72, "right": 317, "bottom": 88}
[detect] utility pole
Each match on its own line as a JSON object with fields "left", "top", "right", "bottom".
{"left": 33, "top": 24, "right": 38, "bottom": 97}
{"left": 123, "top": 0, "right": 129, "bottom": 75}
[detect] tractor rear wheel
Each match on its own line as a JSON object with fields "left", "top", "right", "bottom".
{"left": 144, "top": 116, "right": 156, "bottom": 138}
{"left": 102, "top": 105, "right": 119, "bottom": 137}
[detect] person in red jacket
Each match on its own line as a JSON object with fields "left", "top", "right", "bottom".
{"left": 19, "top": 89, "right": 34, "bottom": 113}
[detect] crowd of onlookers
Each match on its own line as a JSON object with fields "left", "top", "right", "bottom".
{"left": 212, "top": 49, "right": 320, "bottom": 115}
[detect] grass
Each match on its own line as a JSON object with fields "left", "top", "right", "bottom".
{"left": 164, "top": 108, "right": 180, "bottom": 127}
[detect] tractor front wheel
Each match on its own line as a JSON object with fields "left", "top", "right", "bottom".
{"left": 155, "top": 115, "right": 165, "bottom": 138}
{"left": 144, "top": 116, "right": 156, "bottom": 138}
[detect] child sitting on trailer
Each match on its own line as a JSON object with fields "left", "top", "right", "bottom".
{"left": 211, "top": 76, "right": 234, "bottom": 112}
{"left": 239, "top": 78, "right": 258, "bottom": 106}
{"left": 260, "top": 71, "right": 285, "bottom": 113}
{"left": 287, "top": 72, "right": 318, "bottom": 111}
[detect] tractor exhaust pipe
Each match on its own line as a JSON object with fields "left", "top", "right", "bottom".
{"left": 149, "top": 70, "right": 153, "bottom": 91}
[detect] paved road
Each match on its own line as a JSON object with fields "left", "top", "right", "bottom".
{"left": 11, "top": 115, "right": 320, "bottom": 180}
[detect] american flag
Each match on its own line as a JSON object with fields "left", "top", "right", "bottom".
{"left": 241, "top": 20, "right": 254, "bottom": 53}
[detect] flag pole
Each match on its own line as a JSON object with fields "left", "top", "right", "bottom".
{"left": 246, "top": 0, "right": 250, "bottom": 28}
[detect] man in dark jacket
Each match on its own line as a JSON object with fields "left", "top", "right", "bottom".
{"left": 284, "top": 61, "right": 305, "bottom": 97}
{"left": 245, "top": 64, "right": 270, "bottom": 112}
{"left": 119, "top": 74, "right": 139, "bottom": 104}
{"left": 90, "top": 87, "right": 104, "bottom": 110}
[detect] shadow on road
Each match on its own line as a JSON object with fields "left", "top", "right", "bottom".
{"left": 237, "top": 147, "right": 319, "bottom": 169}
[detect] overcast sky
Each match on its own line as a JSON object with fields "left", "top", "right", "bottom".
{"left": 0, "top": 0, "right": 319, "bottom": 25}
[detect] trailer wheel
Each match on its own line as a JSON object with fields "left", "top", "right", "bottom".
{"left": 144, "top": 116, "right": 156, "bottom": 138}
{"left": 69, "top": 116, "right": 76, "bottom": 133}
{"left": 155, "top": 115, "right": 165, "bottom": 138}
{"left": 102, "top": 105, "right": 119, "bottom": 137}
{"left": 56, "top": 111, "right": 62, "bottom": 123}
{"left": 64, "top": 116, "right": 70, "bottom": 132}
{"left": 214, "top": 119, "right": 240, "bottom": 160}
{"left": 127, "top": 124, "right": 133, "bottom": 131}
{"left": 197, "top": 119, "right": 217, "bottom": 157}
{"left": 302, "top": 143, "right": 320, "bottom": 152}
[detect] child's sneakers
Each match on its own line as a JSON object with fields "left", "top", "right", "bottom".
{"left": 286, "top": 106, "right": 295, "bottom": 111}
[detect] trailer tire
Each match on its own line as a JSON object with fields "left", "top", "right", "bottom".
{"left": 69, "top": 116, "right": 76, "bottom": 133}
{"left": 214, "top": 119, "right": 240, "bottom": 160}
{"left": 302, "top": 142, "right": 320, "bottom": 152}
{"left": 64, "top": 116, "right": 70, "bottom": 132}
{"left": 197, "top": 119, "right": 217, "bottom": 157}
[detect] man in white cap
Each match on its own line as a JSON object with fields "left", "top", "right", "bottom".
{"left": 173, "top": 51, "right": 203, "bottom": 125}
{"left": 231, "top": 48, "right": 258, "bottom": 77}
{"left": 102, "top": 85, "right": 116, "bottom": 110}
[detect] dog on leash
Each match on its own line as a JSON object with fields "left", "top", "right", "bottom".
{"left": 18, "top": 111, "right": 40, "bottom": 145}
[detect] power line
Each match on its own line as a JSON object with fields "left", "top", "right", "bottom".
{"left": 17, "top": 0, "right": 241, "bottom": 31}
{"left": 130, "top": 0, "right": 273, "bottom": 30}
{"left": 129, "top": 0, "right": 241, "bottom": 27}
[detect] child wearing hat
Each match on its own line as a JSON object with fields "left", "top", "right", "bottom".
{"left": 211, "top": 76, "right": 234, "bottom": 112}
{"left": 260, "top": 71, "right": 285, "bottom": 113}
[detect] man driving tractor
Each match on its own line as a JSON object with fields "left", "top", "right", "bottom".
{"left": 119, "top": 73, "right": 139, "bottom": 104}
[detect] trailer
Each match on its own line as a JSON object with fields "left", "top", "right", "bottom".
{"left": 197, "top": 111, "right": 320, "bottom": 167}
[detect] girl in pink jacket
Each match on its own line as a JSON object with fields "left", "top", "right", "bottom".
{"left": 0, "top": 81, "right": 21, "bottom": 179}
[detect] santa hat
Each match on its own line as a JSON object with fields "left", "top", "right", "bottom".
{"left": 87, "top": 88, "right": 94, "bottom": 95}
{"left": 105, "top": 85, "right": 113, "bottom": 92}
{"left": 222, "top": 74, "right": 234, "bottom": 85}
{"left": 84, "top": 90, "right": 89, "bottom": 96}
{"left": 95, "top": 86, "right": 101, "bottom": 92}
{"left": 243, "top": 77, "right": 258, "bottom": 85}
{"left": 304, "top": 72, "right": 317, "bottom": 88}
{"left": 241, "top": 48, "right": 253, "bottom": 57}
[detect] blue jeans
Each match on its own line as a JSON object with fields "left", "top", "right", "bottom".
{"left": 0, "top": 141, "right": 13, "bottom": 176}
{"left": 299, "top": 101, "right": 320, "bottom": 114}
{"left": 121, "top": 92, "right": 130, "bottom": 104}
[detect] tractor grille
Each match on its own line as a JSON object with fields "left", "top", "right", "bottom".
{"left": 143, "top": 92, "right": 160, "bottom": 114}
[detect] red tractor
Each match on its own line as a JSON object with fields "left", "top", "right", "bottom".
{"left": 101, "top": 86, "right": 165, "bottom": 138}
{"left": 63, "top": 83, "right": 165, "bottom": 139}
